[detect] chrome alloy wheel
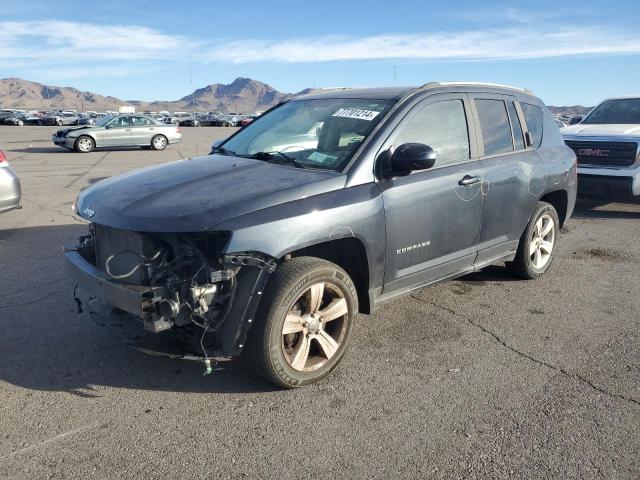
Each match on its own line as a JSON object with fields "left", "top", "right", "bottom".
{"left": 281, "top": 281, "right": 349, "bottom": 372}
{"left": 77, "top": 137, "right": 93, "bottom": 152}
{"left": 530, "top": 213, "right": 555, "bottom": 269}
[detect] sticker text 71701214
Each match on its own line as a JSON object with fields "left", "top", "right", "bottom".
{"left": 331, "top": 108, "right": 381, "bottom": 121}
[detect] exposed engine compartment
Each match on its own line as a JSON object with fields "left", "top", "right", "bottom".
{"left": 71, "top": 223, "right": 275, "bottom": 358}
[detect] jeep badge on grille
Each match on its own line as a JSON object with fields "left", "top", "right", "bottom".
{"left": 82, "top": 207, "right": 95, "bottom": 218}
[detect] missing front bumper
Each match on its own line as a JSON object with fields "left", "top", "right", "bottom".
{"left": 64, "top": 245, "right": 163, "bottom": 321}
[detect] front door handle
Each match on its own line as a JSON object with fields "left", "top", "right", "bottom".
{"left": 458, "top": 175, "right": 481, "bottom": 186}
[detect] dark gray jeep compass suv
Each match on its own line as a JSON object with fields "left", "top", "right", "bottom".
{"left": 66, "top": 82, "right": 577, "bottom": 387}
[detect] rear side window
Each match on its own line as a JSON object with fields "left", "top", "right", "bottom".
{"left": 475, "top": 99, "right": 513, "bottom": 156}
{"left": 131, "top": 116, "right": 152, "bottom": 126}
{"left": 507, "top": 102, "right": 525, "bottom": 150}
{"left": 521, "top": 103, "right": 544, "bottom": 148}
{"left": 394, "top": 99, "right": 470, "bottom": 167}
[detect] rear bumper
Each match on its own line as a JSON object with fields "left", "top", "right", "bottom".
{"left": 0, "top": 166, "right": 22, "bottom": 214}
{"left": 167, "top": 133, "right": 182, "bottom": 144}
{"left": 64, "top": 246, "right": 162, "bottom": 320}
{"left": 577, "top": 165, "right": 640, "bottom": 198}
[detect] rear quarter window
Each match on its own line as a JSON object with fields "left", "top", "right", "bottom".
{"left": 521, "top": 103, "right": 544, "bottom": 148}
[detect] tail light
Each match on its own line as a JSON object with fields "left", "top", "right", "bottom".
{"left": 0, "top": 149, "right": 7, "bottom": 164}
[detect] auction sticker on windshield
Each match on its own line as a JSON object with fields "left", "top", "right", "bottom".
{"left": 332, "top": 108, "right": 381, "bottom": 121}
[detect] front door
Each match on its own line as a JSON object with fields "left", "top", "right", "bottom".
{"left": 379, "top": 94, "right": 485, "bottom": 294}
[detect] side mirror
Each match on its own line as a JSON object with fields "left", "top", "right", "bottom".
{"left": 105, "top": 124, "right": 112, "bottom": 129}
{"left": 386, "top": 143, "right": 436, "bottom": 176}
{"left": 569, "top": 115, "right": 582, "bottom": 125}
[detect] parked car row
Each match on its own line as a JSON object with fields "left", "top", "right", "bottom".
{"left": 0, "top": 108, "right": 258, "bottom": 127}
{"left": 4, "top": 81, "right": 639, "bottom": 388}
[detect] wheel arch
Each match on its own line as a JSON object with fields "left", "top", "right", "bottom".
{"left": 540, "top": 190, "right": 568, "bottom": 227}
{"left": 285, "top": 237, "right": 372, "bottom": 314}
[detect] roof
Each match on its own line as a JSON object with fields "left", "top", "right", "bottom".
{"left": 293, "top": 82, "right": 535, "bottom": 102}
{"left": 294, "top": 87, "right": 414, "bottom": 101}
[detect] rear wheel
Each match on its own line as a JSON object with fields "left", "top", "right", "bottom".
{"left": 508, "top": 202, "right": 559, "bottom": 279}
{"left": 245, "top": 257, "right": 357, "bottom": 388}
{"left": 17, "top": 120, "right": 24, "bottom": 126}
{"left": 57, "top": 120, "right": 63, "bottom": 126}
{"left": 74, "top": 135, "right": 95, "bottom": 153}
{"left": 151, "top": 134, "right": 167, "bottom": 150}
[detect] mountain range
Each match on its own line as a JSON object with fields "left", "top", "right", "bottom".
{"left": 0, "top": 77, "right": 591, "bottom": 115}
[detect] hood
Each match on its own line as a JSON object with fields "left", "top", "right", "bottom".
{"left": 61, "top": 125, "right": 94, "bottom": 135}
{"left": 75, "top": 154, "right": 346, "bottom": 232}
{"left": 561, "top": 123, "right": 640, "bottom": 137}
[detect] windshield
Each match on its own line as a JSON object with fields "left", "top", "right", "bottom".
{"left": 95, "top": 116, "right": 113, "bottom": 127}
{"left": 582, "top": 98, "right": 640, "bottom": 124}
{"left": 219, "top": 99, "right": 393, "bottom": 170}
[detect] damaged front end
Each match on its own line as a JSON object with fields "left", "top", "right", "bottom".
{"left": 64, "top": 223, "right": 275, "bottom": 358}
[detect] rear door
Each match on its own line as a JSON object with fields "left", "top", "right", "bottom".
{"left": 469, "top": 94, "right": 545, "bottom": 264}
{"left": 380, "top": 93, "right": 485, "bottom": 294}
{"left": 130, "top": 116, "right": 155, "bottom": 145}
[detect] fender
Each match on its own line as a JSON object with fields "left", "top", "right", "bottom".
{"left": 215, "top": 182, "right": 387, "bottom": 296}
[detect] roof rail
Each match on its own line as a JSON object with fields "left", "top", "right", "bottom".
{"left": 419, "top": 81, "right": 533, "bottom": 95}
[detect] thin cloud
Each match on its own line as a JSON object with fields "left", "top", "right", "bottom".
{"left": 204, "top": 27, "right": 640, "bottom": 64}
{"left": 1, "top": 19, "right": 639, "bottom": 81}
{"left": 0, "top": 20, "right": 197, "bottom": 63}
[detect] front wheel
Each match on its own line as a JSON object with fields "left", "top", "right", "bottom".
{"left": 57, "top": 120, "right": 63, "bottom": 126}
{"left": 151, "top": 134, "right": 167, "bottom": 150}
{"left": 74, "top": 135, "right": 95, "bottom": 153}
{"left": 17, "top": 120, "right": 24, "bottom": 126}
{"left": 508, "top": 201, "right": 560, "bottom": 279}
{"left": 245, "top": 257, "right": 357, "bottom": 388}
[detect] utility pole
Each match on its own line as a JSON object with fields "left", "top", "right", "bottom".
{"left": 45, "top": 75, "right": 51, "bottom": 112}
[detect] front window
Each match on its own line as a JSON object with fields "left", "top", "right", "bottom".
{"left": 95, "top": 116, "right": 112, "bottom": 127}
{"left": 219, "top": 99, "right": 393, "bottom": 170}
{"left": 582, "top": 98, "right": 640, "bottom": 124}
{"left": 108, "top": 116, "right": 131, "bottom": 128}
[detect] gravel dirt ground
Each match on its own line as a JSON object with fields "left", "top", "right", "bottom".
{"left": 0, "top": 125, "right": 638, "bottom": 479}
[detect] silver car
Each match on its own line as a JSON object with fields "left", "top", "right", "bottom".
{"left": 0, "top": 148, "right": 22, "bottom": 214}
{"left": 52, "top": 114, "right": 182, "bottom": 153}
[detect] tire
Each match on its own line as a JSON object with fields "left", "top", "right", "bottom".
{"left": 245, "top": 257, "right": 358, "bottom": 388}
{"left": 151, "top": 134, "right": 167, "bottom": 150}
{"left": 17, "top": 120, "right": 24, "bottom": 126}
{"left": 57, "top": 120, "right": 63, "bottom": 126}
{"left": 508, "top": 201, "right": 560, "bottom": 279}
{"left": 74, "top": 135, "right": 95, "bottom": 153}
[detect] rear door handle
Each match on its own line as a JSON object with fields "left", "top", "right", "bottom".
{"left": 458, "top": 175, "right": 481, "bottom": 186}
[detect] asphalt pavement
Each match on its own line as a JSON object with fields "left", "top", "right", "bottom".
{"left": 0, "top": 125, "right": 638, "bottom": 479}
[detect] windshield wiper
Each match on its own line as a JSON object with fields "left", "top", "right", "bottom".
{"left": 247, "top": 151, "right": 305, "bottom": 168}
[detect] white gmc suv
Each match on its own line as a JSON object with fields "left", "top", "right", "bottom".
{"left": 562, "top": 96, "right": 640, "bottom": 199}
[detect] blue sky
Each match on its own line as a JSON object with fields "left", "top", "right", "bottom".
{"left": 1, "top": 0, "right": 640, "bottom": 106}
